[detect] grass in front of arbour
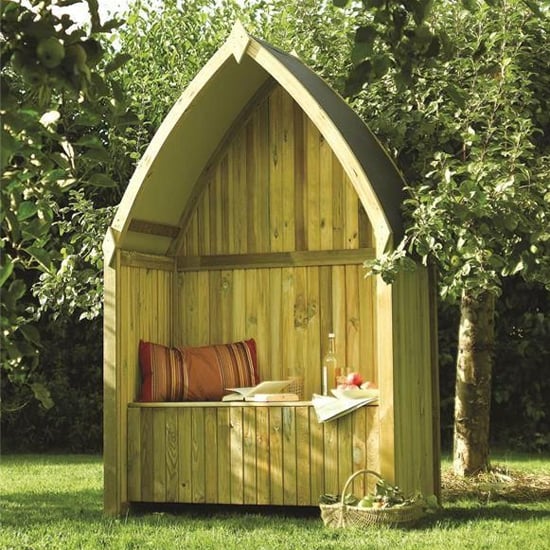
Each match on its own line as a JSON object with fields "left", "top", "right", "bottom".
{"left": 1, "top": 452, "right": 549, "bottom": 549}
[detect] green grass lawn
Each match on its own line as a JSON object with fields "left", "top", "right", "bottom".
{"left": 1, "top": 453, "right": 549, "bottom": 550}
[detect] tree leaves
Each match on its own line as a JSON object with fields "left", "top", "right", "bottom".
{"left": 1, "top": 0, "right": 135, "bottom": 408}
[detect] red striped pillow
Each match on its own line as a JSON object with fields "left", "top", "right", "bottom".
{"left": 138, "top": 339, "right": 258, "bottom": 402}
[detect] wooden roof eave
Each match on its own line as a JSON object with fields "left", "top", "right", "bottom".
{"left": 105, "top": 22, "right": 404, "bottom": 265}
{"left": 104, "top": 24, "right": 259, "bottom": 267}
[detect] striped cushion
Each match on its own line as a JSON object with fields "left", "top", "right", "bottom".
{"left": 138, "top": 339, "right": 258, "bottom": 402}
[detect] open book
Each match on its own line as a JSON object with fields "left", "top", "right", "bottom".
{"left": 222, "top": 380, "right": 292, "bottom": 402}
{"left": 311, "top": 393, "right": 378, "bottom": 422}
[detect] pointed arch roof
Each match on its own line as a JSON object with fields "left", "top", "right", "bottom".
{"left": 105, "top": 21, "right": 406, "bottom": 261}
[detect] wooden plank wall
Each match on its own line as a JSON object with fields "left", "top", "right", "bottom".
{"left": 175, "top": 265, "right": 375, "bottom": 399}
{"left": 169, "top": 84, "right": 377, "bottom": 399}
{"left": 119, "top": 264, "right": 173, "bottom": 404}
{"left": 127, "top": 403, "right": 380, "bottom": 505}
{"left": 178, "top": 85, "right": 373, "bottom": 257}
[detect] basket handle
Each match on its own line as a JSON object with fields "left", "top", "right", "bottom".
{"left": 340, "top": 469, "right": 383, "bottom": 506}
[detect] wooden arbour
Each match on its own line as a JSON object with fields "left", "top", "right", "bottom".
{"left": 103, "top": 22, "right": 439, "bottom": 516}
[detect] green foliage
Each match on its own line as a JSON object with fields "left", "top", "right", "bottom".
{"left": 1, "top": 316, "right": 103, "bottom": 452}
{"left": 1, "top": 0, "right": 133, "bottom": 408}
{"left": 437, "top": 278, "right": 550, "bottom": 452}
{"left": 348, "top": 1, "right": 550, "bottom": 299}
{"left": 1, "top": 455, "right": 550, "bottom": 549}
{"left": 34, "top": 190, "right": 115, "bottom": 320}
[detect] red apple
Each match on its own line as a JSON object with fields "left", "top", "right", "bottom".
{"left": 338, "top": 383, "right": 359, "bottom": 390}
{"left": 346, "top": 371, "right": 363, "bottom": 387}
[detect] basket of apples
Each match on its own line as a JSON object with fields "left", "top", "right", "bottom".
{"left": 319, "top": 469, "right": 425, "bottom": 528}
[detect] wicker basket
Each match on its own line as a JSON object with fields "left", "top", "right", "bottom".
{"left": 287, "top": 376, "right": 304, "bottom": 400}
{"left": 320, "top": 470, "right": 424, "bottom": 528}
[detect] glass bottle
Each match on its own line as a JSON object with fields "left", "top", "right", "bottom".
{"left": 322, "top": 333, "right": 340, "bottom": 393}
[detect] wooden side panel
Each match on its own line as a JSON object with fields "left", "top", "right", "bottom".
{"left": 126, "top": 407, "right": 141, "bottom": 502}
{"left": 175, "top": 263, "right": 376, "bottom": 401}
{"left": 391, "top": 268, "right": 437, "bottom": 498}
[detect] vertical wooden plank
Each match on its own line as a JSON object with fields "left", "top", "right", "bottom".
{"left": 247, "top": 97, "right": 270, "bottom": 253}
{"left": 269, "top": 87, "right": 284, "bottom": 252}
{"left": 186, "top": 210, "right": 199, "bottom": 257}
{"left": 337, "top": 414, "right": 353, "bottom": 491}
{"left": 281, "top": 89, "right": 295, "bottom": 252}
{"left": 140, "top": 407, "right": 154, "bottom": 502}
{"left": 332, "top": 266, "right": 347, "bottom": 386}
{"left": 319, "top": 135, "right": 333, "bottom": 251}
{"left": 179, "top": 271, "right": 199, "bottom": 346}
{"left": 295, "top": 406, "right": 311, "bottom": 505}
{"left": 232, "top": 129, "right": 247, "bottom": 254}
{"left": 243, "top": 406, "right": 257, "bottom": 504}
{"left": 351, "top": 407, "right": 367, "bottom": 498}
{"left": 217, "top": 407, "right": 231, "bottom": 504}
{"left": 127, "top": 407, "right": 141, "bottom": 502}
{"left": 256, "top": 268, "right": 270, "bottom": 380}
{"left": 292, "top": 266, "right": 308, "bottom": 377}
{"left": 191, "top": 408, "right": 205, "bottom": 503}
{"left": 305, "top": 267, "right": 320, "bottom": 399}
{"left": 318, "top": 266, "right": 333, "bottom": 392}
{"left": 256, "top": 406, "right": 271, "bottom": 504}
{"left": 210, "top": 163, "right": 222, "bottom": 254}
{"left": 305, "top": 117, "right": 320, "bottom": 251}
{"left": 197, "top": 182, "right": 211, "bottom": 256}
{"left": 245, "top": 268, "right": 259, "bottom": 358}
{"left": 282, "top": 407, "right": 297, "bottom": 505}
{"left": 204, "top": 407, "right": 218, "bottom": 503}
{"left": 103, "top": 252, "right": 120, "bottom": 515}
{"left": 165, "top": 408, "right": 178, "bottom": 502}
{"left": 332, "top": 158, "right": 345, "bottom": 249}
{"left": 153, "top": 409, "right": 166, "bottom": 502}
{"left": 359, "top": 267, "right": 376, "bottom": 382}
{"left": 219, "top": 153, "right": 230, "bottom": 255}
{"left": 208, "top": 271, "right": 222, "bottom": 344}
{"left": 230, "top": 406, "right": 244, "bottom": 504}
{"left": 309, "top": 406, "right": 324, "bottom": 503}
{"left": 294, "top": 102, "right": 307, "bottom": 251}
{"left": 220, "top": 270, "right": 233, "bottom": 342}
{"left": 366, "top": 406, "right": 381, "bottom": 494}
{"left": 281, "top": 267, "right": 296, "bottom": 380}
{"left": 177, "top": 408, "right": 192, "bottom": 502}
{"left": 358, "top": 202, "right": 372, "bottom": 248}
{"left": 269, "top": 268, "right": 282, "bottom": 382}
{"left": 269, "top": 407, "right": 284, "bottom": 505}
{"left": 323, "top": 418, "right": 339, "bottom": 495}
{"left": 232, "top": 269, "right": 246, "bottom": 340}
{"left": 344, "top": 174, "right": 359, "bottom": 249}
{"left": 345, "top": 265, "right": 360, "bottom": 374}
{"left": 196, "top": 271, "right": 210, "bottom": 345}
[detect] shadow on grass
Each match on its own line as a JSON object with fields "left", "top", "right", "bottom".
{"left": 415, "top": 504, "right": 550, "bottom": 529}
{"left": 0, "top": 489, "right": 104, "bottom": 527}
{"left": 129, "top": 500, "right": 550, "bottom": 528}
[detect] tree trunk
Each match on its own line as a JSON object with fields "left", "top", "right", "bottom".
{"left": 453, "top": 289, "right": 495, "bottom": 476}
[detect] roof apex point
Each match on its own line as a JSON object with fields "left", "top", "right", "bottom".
{"left": 228, "top": 20, "right": 251, "bottom": 64}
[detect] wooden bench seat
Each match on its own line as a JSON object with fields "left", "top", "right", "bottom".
{"left": 127, "top": 401, "right": 379, "bottom": 507}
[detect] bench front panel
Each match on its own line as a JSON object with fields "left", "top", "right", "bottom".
{"left": 127, "top": 403, "right": 379, "bottom": 506}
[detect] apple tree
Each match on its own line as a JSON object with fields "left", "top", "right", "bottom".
{"left": 336, "top": 0, "right": 550, "bottom": 474}
{"left": 0, "top": 0, "right": 133, "bottom": 409}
